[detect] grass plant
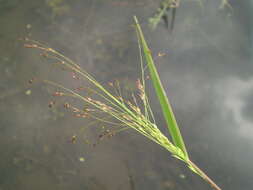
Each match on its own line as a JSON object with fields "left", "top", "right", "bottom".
{"left": 25, "top": 17, "right": 222, "bottom": 190}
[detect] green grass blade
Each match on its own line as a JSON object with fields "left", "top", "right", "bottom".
{"left": 133, "top": 16, "right": 189, "bottom": 159}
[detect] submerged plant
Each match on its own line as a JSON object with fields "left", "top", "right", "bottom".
{"left": 149, "top": 0, "right": 179, "bottom": 30}
{"left": 46, "top": 0, "right": 70, "bottom": 18}
{"left": 25, "top": 17, "right": 222, "bottom": 190}
{"left": 149, "top": 0, "right": 232, "bottom": 30}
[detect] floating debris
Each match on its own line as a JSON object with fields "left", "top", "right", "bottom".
{"left": 179, "top": 174, "right": 186, "bottom": 179}
{"left": 25, "top": 89, "right": 31, "bottom": 95}
{"left": 79, "top": 157, "right": 85, "bottom": 162}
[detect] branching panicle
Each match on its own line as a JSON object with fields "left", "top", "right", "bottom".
{"left": 25, "top": 15, "right": 222, "bottom": 190}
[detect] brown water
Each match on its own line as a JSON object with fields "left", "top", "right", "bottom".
{"left": 0, "top": 0, "right": 253, "bottom": 190}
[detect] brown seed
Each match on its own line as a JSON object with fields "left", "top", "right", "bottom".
{"left": 158, "top": 52, "right": 166, "bottom": 57}
{"left": 48, "top": 101, "right": 55, "bottom": 108}
{"left": 28, "top": 78, "right": 34, "bottom": 84}
{"left": 108, "top": 82, "right": 113, "bottom": 87}
{"left": 64, "top": 103, "right": 70, "bottom": 109}
{"left": 24, "top": 44, "right": 37, "bottom": 48}
{"left": 71, "top": 135, "right": 77, "bottom": 144}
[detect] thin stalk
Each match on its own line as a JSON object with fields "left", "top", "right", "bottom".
{"left": 188, "top": 160, "right": 222, "bottom": 190}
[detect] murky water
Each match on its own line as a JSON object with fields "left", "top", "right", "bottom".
{"left": 1, "top": 0, "right": 253, "bottom": 190}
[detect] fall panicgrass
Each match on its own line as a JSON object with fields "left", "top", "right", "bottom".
{"left": 25, "top": 17, "right": 222, "bottom": 190}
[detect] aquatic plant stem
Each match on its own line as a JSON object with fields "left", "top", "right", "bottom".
{"left": 188, "top": 160, "right": 222, "bottom": 190}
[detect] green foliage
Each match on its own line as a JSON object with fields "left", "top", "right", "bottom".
{"left": 134, "top": 17, "right": 221, "bottom": 190}
{"left": 149, "top": 0, "right": 179, "bottom": 30}
{"left": 134, "top": 16, "right": 188, "bottom": 159}
{"left": 149, "top": 0, "right": 232, "bottom": 30}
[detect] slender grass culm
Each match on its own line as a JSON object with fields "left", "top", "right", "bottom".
{"left": 25, "top": 17, "right": 222, "bottom": 190}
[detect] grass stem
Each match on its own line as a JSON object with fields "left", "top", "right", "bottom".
{"left": 188, "top": 160, "right": 222, "bottom": 190}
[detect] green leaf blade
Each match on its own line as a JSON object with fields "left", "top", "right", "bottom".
{"left": 134, "top": 16, "right": 189, "bottom": 159}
